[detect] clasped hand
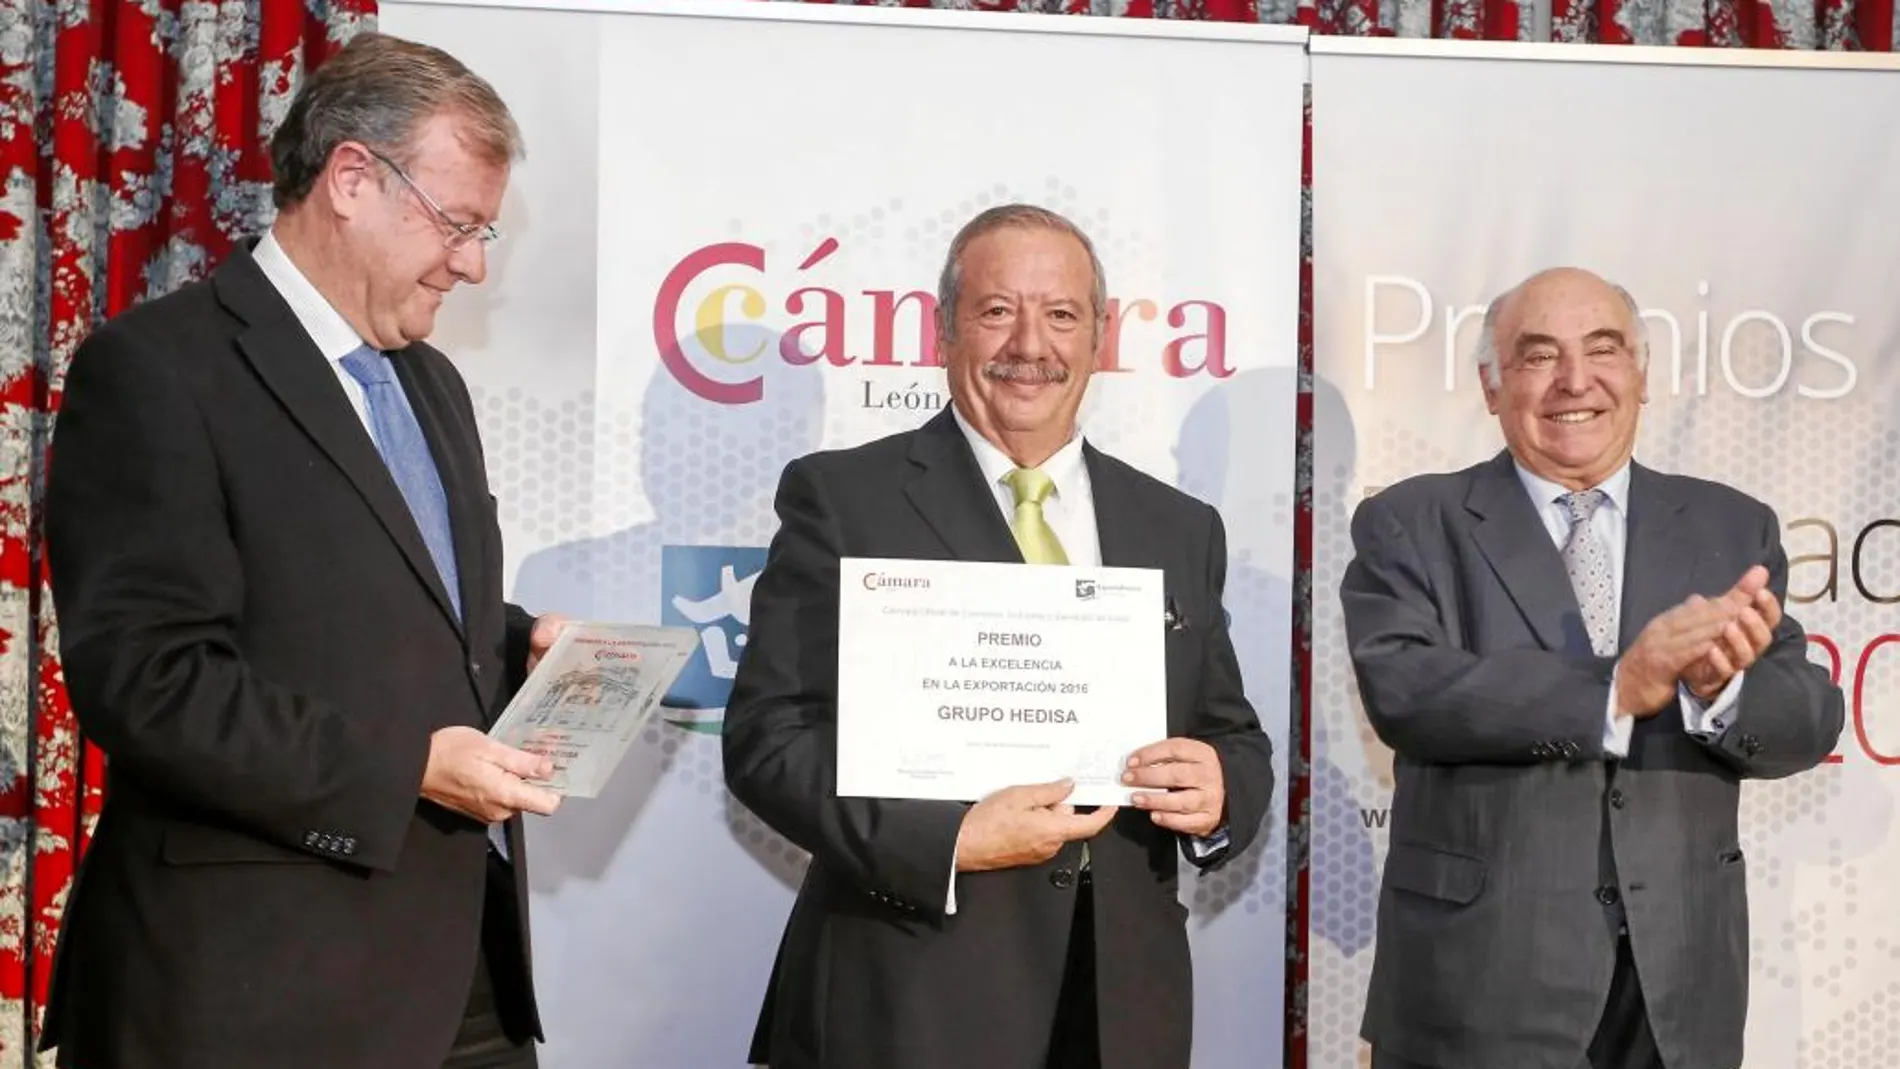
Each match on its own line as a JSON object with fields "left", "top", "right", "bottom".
{"left": 1616, "top": 565, "right": 1779, "bottom": 718}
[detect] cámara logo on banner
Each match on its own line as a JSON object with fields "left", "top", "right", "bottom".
{"left": 652, "top": 236, "right": 1236, "bottom": 405}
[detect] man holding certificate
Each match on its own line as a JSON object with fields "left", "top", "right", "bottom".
{"left": 724, "top": 204, "right": 1276, "bottom": 1069}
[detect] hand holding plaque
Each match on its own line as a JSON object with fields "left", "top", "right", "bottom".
{"left": 423, "top": 726, "right": 563, "bottom": 823}
{"left": 486, "top": 622, "right": 699, "bottom": 798}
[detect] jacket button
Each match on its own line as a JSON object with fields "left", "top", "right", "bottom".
{"left": 1049, "top": 868, "right": 1076, "bottom": 890}
{"left": 1742, "top": 734, "right": 1764, "bottom": 756}
{"left": 1596, "top": 886, "right": 1621, "bottom": 906}
{"left": 1609, "top": 789, "right": 1626, "bottom": 809}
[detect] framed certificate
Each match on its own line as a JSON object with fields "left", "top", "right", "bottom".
{"left": 835, "top": 557, "right": 1167, "bottom": 806}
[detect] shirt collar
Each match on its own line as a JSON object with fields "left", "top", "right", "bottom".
{"left": 951, "top": 403, "right": 1088, "bottom": 502}
{"left": 252, "top": 228, "right": 374, "bottom": 361}
{"left": 1514, "top": 457, "right": 1632, "bottom": 516}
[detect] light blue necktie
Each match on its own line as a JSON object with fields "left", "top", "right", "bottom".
{"left": 342, "top": 346, "right": 509, "bottom": 859}
{"left": 340, "top": 345, "right": 462, "bottom": 621}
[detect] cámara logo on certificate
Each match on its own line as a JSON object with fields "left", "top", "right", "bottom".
{"left": 658, "top": 545, "right": 768, "bottom": 735}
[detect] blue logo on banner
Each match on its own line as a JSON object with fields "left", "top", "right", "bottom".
{"left": 660, "top": 545, "right": 768, "bottom": 734}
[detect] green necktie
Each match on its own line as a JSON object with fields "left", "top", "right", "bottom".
{"left": 1003, "top": 467, "right": 1068, "bottom": 566}
{"left": 1002, "top": 467, "right": 1088, "bottom": 870}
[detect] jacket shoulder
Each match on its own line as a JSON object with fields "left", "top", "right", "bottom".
{"left": 1644, "top": 467, "right": 1773, "bottom": 521}
{"left": 1356, "top": 462, "right": 1489, "bottom": 523}
{"left": 786, "top": 425, "right": 924, "bottom": 481}
{"left": 79, "top": 274, "right": 224, "bottom": 354}
{"left": 1087, "top": 447, "right": 1216, "bottom": 524}
{"left": 63, "top": 278, "right": 233, "bottom": 405}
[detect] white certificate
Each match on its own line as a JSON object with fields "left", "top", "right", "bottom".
{"left": 487, "top": 622, "right": 698, "bottom": 798}
{"left": 835, "top": 558, "right": 1166, "bottom": 807}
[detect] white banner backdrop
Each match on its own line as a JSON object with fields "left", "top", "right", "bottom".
{"left": 1308, "top": 39, "right": 1900, "bottom": 1069}
{"left": 380, "top": 3, "right": 1306, "bottom": 1065}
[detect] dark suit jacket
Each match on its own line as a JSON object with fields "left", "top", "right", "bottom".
{"left": 1341, "top": 451, "right": 1843, "bottom": 1069}
{"left": 40, "top": 243, "right": 542, "bottom": 1069}
{"left": 722, "top": 409, "right": 1276, "bottom": 1069}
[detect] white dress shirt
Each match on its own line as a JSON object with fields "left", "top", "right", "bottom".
{"left": 251, "top": 230, "right": 375, "bottom": 433}
{"left": 1513, "top": 462, "right": 1742, "bottom": 756}
{"left": 953, "top": 405, "right": 1101, "bottom": 569}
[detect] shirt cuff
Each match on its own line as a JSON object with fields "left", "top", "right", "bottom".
{"left": 1681, "top": 670, "right": 1745, "bottom": 740}
{"left": 1185, "top": 825, "right": 1231, "bottom": 862}
{"left": 944, "top": 838, "right": 959, "bottom": 916}
{"left": 1603, "top": 661, "right": 1635, "bottom": 759}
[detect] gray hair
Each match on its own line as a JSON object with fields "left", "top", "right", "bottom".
{"left": 270, "top": 32, "right": 524, "bottom": 210}
{"left": 935, "top": 204, "right": 1108, "bottom": 342}
{"left": 1475, "top": 273, "right": 1650, "bottom": 388}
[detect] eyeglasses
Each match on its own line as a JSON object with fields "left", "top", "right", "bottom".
{"left": 365, "top": 148, "right": 501, "bottom": 250}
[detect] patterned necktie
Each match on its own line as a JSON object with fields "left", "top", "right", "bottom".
{"left": 340, "top": 346, "right": 462, "bottom": 622}
{"left": 1003, "top": 468, "right": 1068, "bottom": 566}
{"left": 1559, "top": 490, "right": 1617, "bottom": 656}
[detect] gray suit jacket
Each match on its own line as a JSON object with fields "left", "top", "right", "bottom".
{"left": 1340, "top": 452, "right": 1842, "bottom": 1069}
{"left": 723, "top": 409, "right": 1276, "bottom": 1069}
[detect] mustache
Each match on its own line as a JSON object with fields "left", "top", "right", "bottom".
{"left": 980, "top": 360, "right": 1071, "bottom": 385}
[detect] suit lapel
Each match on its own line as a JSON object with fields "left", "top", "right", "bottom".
{"left": 394, "top": 349, "right": 486, "bottom": 641}
{"left": 1084, "top": 446, "right": 1143, "bottom": 570}
{"left": 1466, "top": 451, "right": 1580, "bottom": 653}
{"left": 1618, "top": 462, "right": 1694, "bottom": 650}
{"left": 902, "top": 410, "right": 1024, "bottom": 564}
{"left": 215, "top": 249, "right": 464, "bottom": 637}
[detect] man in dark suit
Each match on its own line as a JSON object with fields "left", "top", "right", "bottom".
{"left": 1341, "top": 267, "right": 1844, "bottom": 1069}
{"left": 722, "top": 204, "right": 1276, "bottom": 1069}
{"left": 41, "top": 33, "right": 565, "bottom": 1069}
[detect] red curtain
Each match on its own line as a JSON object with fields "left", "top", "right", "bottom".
{"left": 0, "top": 0, "right": 1890, "bottom": 1064}
{"left": 0, "top": 0, "right": 374, "bottom": 1059}
{"left": 817, "top": 0, "right": 1894, "bottom": 45}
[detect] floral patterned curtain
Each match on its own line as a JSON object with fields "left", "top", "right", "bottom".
{"left": 0, "top": 0, "right": 1889, "bottom": 1063}
{"left": 0, "top": 0, "right": 373, "bottom": 1059}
